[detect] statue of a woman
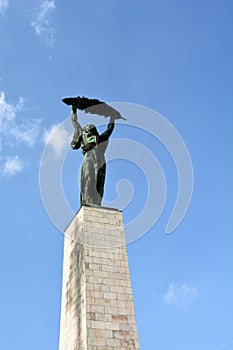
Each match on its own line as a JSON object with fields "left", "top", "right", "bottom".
{"left": 70, "top": 106, "right": 115, "bottom": 206}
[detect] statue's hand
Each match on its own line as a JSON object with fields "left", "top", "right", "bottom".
{"left": 72, "top": 104, "right": 77, "bottom": 114}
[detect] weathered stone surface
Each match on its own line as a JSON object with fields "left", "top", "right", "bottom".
{"left": 59, "top": 206, "right": 140, "bottom": 349}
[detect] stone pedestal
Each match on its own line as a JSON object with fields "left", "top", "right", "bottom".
{"left": 59, "top": 205, "right": 140, "bottom": 350}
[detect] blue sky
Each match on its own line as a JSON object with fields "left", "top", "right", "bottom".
{"left": 0, "top": 1, "right": 232, "bottom": 349}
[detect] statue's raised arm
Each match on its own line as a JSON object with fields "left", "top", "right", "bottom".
{"left": 70, "top": 106, "right": 83, "bottom": 150}
{"left": 98, "top": 116, "right": 115, "bottom": 143}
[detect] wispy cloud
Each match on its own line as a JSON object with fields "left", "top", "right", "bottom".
{"left": 1, "top": 155, "right": 24, "bottom": 177}
{"left": 10, "top": 118, "right": 42, "bottom": 147}
{"left": 0, "top": 91, "right": 16, "bottom": 123}
{"left": 0, "top": 91, "right": 42, "bottom": 177}
{"left": 0, "top": 91, "right": 41, "bottom": 147}
{"left": 43, "top": 124, "right": 71, "bottom": 157}
{"left": 0, "top": 0, "right": 9, "bottom": 16}
{"left": 31, "top": 0, "right": 56, "bottom": 48}
{"left": 214, "top": 340, "right": 233, "bottom": 350}
{"left": 163, "top": 282, "right": 198, "bottom": 308}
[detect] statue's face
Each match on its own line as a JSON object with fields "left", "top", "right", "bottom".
{"left": 83, "top": 124, "right": 98, "bottom": 137}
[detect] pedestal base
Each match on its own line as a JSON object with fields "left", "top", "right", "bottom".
{"left": 59, "top": 205, "right": 140, "bottom": 350}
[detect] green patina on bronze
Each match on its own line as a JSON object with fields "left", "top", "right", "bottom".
{"left": 70, "top": 104, "right": 115, "bottom": 207}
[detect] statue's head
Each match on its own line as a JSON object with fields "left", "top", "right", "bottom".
{"left": 83, "top": 124, "right": 99, "bottom": 137}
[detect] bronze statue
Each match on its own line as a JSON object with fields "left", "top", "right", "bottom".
{"left": 62, "top": 96, "right": 125, "bottom": 207}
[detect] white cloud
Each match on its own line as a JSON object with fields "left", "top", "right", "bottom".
{"left": 10, "top": 119, "right": 41, "bottom": 147}
{"left": 163, "top": 282, "right": 198, "bottom": 308}
{"left": 0, "top": 91, "right": 16, "bottom": 123}
{"left": 31, "top": 0, "right": 56, "bottom": 47}
{"left": 0, "top": 0, "right": 9, "bottom": 16}
{"left": 0, "top": 91, "right": 41, "bottom": 147}
{"left": 1, "top": 155, "right": 24, "bottom": 177}
{"left": 0, "top": 91, "right": 42, "bottom": 177}
{"left": 43, "top": 124, "right": 71, "bottom": 157}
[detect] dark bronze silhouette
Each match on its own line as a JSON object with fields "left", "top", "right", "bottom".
{"left": 62, "top": 96, "right": 126, "bottom": 120}
{"left": 62, "top": 96, "right": 126, "bottom": 206}
{"left": 69, "top": 104, "right": 115, "bottom": 206}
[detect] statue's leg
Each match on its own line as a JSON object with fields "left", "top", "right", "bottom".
{"left": 81, "top": 152, "right": 102, "bottom": 206}
{"left": 96, "top": 163, "right": 106, "bottom": 205}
